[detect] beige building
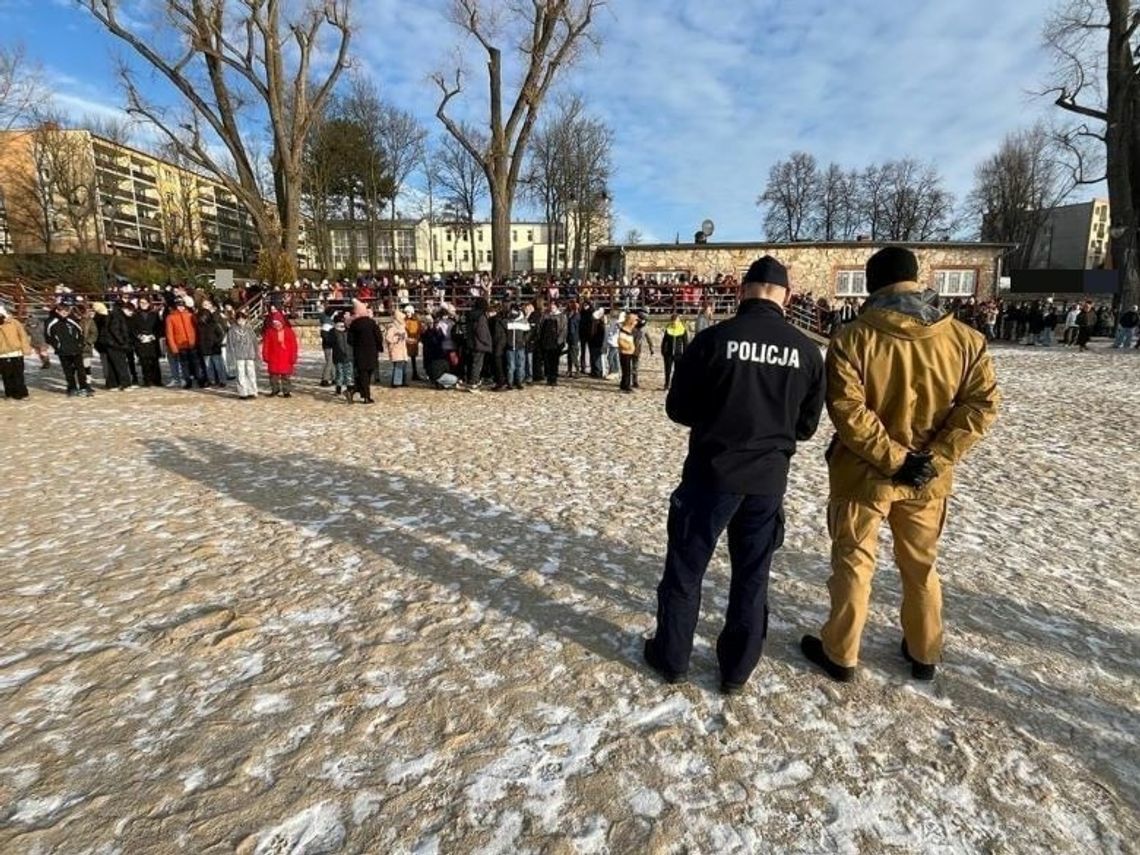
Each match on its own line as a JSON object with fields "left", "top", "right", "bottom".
{"left": 0, "top": 128, "right": 269, "bottom": 266}
{"left": 324, "top": 212, "right": 609, "bottom": 276}
{"left": 1027, "top": 198, "right": 1110, "bottom": 270}
{"left": 594, "top": 240, "right": 1012, "bottom": 300}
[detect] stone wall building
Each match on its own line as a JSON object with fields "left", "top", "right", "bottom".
{"left": 594, "top": 240, "right": 1012, "bottom": 300}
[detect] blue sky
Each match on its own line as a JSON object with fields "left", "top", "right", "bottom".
{"left": 2, "top": 0, "right": 1078, "bottom": 242}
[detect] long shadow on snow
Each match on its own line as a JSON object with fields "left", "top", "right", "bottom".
{"left": 142, "top": 437, "right": 1139, "bottom": 804}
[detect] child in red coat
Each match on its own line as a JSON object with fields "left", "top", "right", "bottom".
{"left": 262, "top": 312, "right": 299, "bottom": 397}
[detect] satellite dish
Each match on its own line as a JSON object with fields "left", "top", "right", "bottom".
{"left": 701, "top": 219, "right": 715, "bottom": 237}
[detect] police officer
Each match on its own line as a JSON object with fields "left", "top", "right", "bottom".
{"left": 644, "top": 256, "right": 825, "bottom": 694}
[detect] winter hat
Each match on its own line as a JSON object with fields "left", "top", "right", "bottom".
{"left": 92, "top": 302, "right": 109, "bottom": 316}
{"left": 865, "top": 246, "right": 919, "bottom": 293}
{"left": 742, "top": 256, "right": 789, "bottom": 289}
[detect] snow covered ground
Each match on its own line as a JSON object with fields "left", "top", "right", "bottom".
{"left": 0, "top": 342, "right": 1137, "bottom": 854}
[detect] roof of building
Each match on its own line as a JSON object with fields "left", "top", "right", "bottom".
{"left": 598, "top": 239, "right": 1015, "bottom": 253}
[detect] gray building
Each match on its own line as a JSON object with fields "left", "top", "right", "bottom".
{"left": 1028, "top": 198, "right": 1109, "bottom": 270}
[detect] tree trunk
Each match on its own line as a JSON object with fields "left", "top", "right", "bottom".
{"left": 490, "top": 175, "right": 511, "bottom": 279}
{"left": 1107, "top": 0, "right": 1140, "bottom": 309}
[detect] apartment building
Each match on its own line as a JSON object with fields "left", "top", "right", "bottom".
{"left": 0, "top": 128, "right": 263, "bottom": 266}
{"left": 1027, "top": 198, "right": 1111, "bottom": 270}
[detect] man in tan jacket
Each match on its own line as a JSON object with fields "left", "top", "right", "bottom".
{"left": 802, "top": 247, "right": 999, "bottom": 682}
{"left": 0, "top": 303, "right": 33, "bottom": 400}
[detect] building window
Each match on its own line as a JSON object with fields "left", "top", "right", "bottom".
{"left": 462, "top": 250, "right": 469, "bottom": 262}
{"left": 527, "top": 229, "right": 534, "bottom": 242}
{"left": 836, "top": 269, "right": 867, "bottom": 297}
{"left": 512, "top": 250, "right": 518, "bottom": 264}
{"left": 933, "top": 269, "right": 976, "bottom": 297}
{"left": 478, "top": 230, "right": 483, "bottom": 242}
{"left": 512, "top": 230, "right": 517, "bottom": 242}
{"left": 447, "top": 251, "right": 453, "bottom": 263}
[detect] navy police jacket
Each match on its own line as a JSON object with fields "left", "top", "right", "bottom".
{"left": 665, "top": 299, "right": 825, "bottom": 494}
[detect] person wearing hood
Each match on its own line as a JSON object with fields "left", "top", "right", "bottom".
{"left": 197, "top": 301, "right": 228, "bottom": 387}
{"left": 347, "top": 301, "right": 383, "bottom": 403}
{"left": 644, "top": 257, "right": 824, "bottom": 693}
{"left": 801, "top": 247, "right": 999, "bottom": 685}
{"left": 261, "top": 311, "right": 299, "bottom": 397}
{"left": 319, "top": 304, "right": 337, "bottom": 387}
{"left": 1114, "top": 304, "right": 1138, "bottom": 348}
{"left": 225, "top": 310, "right": 260, "bottom": 399}
{"left": 330, "top": 312, "right": 353, "bottom": 394}
{"left": 104, "top": 300, "right": 134, "bottom": 391}
{"left": 660, "top": 313, "right": 689, "bottom": 391}
{"left": 385, "top": 308, "right": 410, "bottom": 388}
{"left": 165, "top": 298, "right": 202, "bottom": 389}
{"left": 46, "top": 301, "right": 93, "bottom": 397}
{"left": 0, "top": 304, "right": 33, "bottom": 399}
{"left": 504, "top": 304, "right": 531, "bottom": 390}
{"left": 131, "top": 297, "right": 164, "bottom": 387}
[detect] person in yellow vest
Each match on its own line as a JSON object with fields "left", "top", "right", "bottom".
{"left": 404, "top": 305, "right": 423, "bottom": 382}
{"left": 802, "top": 247, "right": 999, "bottom": 683}
{"left": 660, "top": 312, "right": 689, "bottom": 390}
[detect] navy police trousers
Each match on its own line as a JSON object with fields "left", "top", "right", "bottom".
{"left": 653, "top": 482, "right": 784, "bottom": 685}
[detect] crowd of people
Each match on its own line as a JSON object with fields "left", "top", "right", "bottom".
{"left": 2, "top": 273, "right": 1137, "bottom": 403}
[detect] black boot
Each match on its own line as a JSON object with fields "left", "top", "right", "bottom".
{"left": 800, "top": 635, "right": 855, "bottom": 683}
{"left": 901, "top": 640, "right": 936, "bottom": 681}
{"left": 643, "top": 638, "right": 687, "bottom": 685}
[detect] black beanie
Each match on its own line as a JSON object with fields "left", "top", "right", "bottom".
{"left": 866, "top": 246, "right": 919, "bottom": 293}
{"left": 742, "top": 256, "right": 789, "bottom": 288}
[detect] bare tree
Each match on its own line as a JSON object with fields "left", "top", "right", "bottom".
{"left": 432, "top": 129, "right": 488, "bottom": 272}
{"left": 878, "top": 158, "right": 956, "bottom": 241}
{"left": 623, "top": 228, "right": 643, "bottom": 245}
{"left": 77, "top": 113, "right": 137, "bottom": 147}
{"left": 815, "top": 163, "right": 860, "bottom": 240}
{"left": 1044, "top": 0, "right": 1140, "bottom": 307}
{"left": 434, "top": 0, "right": 604, "bottom": 278}
{"left": 81, "top": 0, "right": 353, "bottom": 282}
{"left": 156, "top": 143, "right": 204, "bottom": 270}
{"left": 967, "top": 124, "right": 1072, "bottom": 269}
{"left": 371, "top": 90, "right": 426, "bottom": 268}
{"left": 858, "top": 163, "right": 890, "bottom": 240}
{"left": 1, "top": 118, "right": 99, "bottom": 253}
{"left": 0, "top": 44, "right": 45, "bottom": 131}
{"left": 759, "top": 151, "right": 819, "bottom": 241}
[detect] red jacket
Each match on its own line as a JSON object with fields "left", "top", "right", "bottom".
{"left": 261, "top": 321, "right": 298, "bottom": 374}
{"left": 165, "top": 308, "right": 197, "bottom": 354}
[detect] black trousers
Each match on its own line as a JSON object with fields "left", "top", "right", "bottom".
{"left": 0, "top": 356, "right": 28, "bottom": 399}
{"left": 631, "top": 356, "right": 641, "bottom": 388}
{"left": 105, "top": 349, "right": 130, "bottom": 389}
{"left": 138, "top": 353, "right": 162, "bottom": 386}
{"left": 589, "top": 343, "right": 603, "bottom": 377}
{"left": 355, "top": 366, "right": 374, "bottom": 400}
{"left": 652, "top": 482, "right": 784, "bottom": 685}
{"left": 542, "top": 349, "right": 561, "bottom": 384}
{"left": 126, "top": 349, "right": 139, "bottom": 384}
{"left": 663, "top": 354, "right": 676, "bottom": 389}
{"left": 531, "top": 349, "right": 544, "bottom": 382}
{"left": 60, "top": 353, "right": 89, "bottom": 392}
{"left": 1077, "top": 327, "right": 1092, "bottom": 349}
{"left": 566, "top": 341, "right": 579, "bottom": 374}
{"left": 492, "top": 351, "right": 507, "bottom": 386}
{"left": 468, "top": 352, "right": 486, "bottom": 385}
{"left": 619, "top": 353, "right": 633, "bottom": 390}
{"left": 579, "top": 339, "right": 589, "bottom": 373}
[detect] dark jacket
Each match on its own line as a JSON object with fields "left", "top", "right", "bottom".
{"left": 491, "top": 314, "right": 508, "bottom": 355}
{"left": 567, "top": 312, "right": 581, "bottom": 343}
{"left": 1120, "top": 310, "right": 1139, "bottom": 329}
{"left": 539, "top": 310, "right": 568, "bottom": 351}
{"left": 331, "top": 327, "right": 352, "bottom": 364}
{"left": 94, "top": 313, "right": 110, "bottom": 353}
{"left": 107, "top": 306, "right": 133, "bottom": 352}
{"left": 666, "top": 299, "right": 825, "bottom": 494}
{"left": 466, "top": 309, "right": 492, "bottom": 354}
{"left": 197, "top": 310, "right": 225, "bottom": 356}
{"left": 130, "top": 310, "right": 164, "bottom": 357}
{"left": 45, "top": 314, "right": 86, "bottom": 357}
{"left": 348, "top": 316, "right": 383, "bottom": 370}
{"left": 661, "top": 325, "right": 689, "bottom": 359}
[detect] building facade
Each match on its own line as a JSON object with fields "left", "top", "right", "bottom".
{"left": 323, "top": 214, "right": 608, "bottom": 276}
{"left": 1026, "top": 198, "right": 1110, "bottom": 270}
{"left": 0, "top": 128, "right": 268, "bottom": 266}
{"left": 594, "top": 240, "right": 1012, "bottom": 301}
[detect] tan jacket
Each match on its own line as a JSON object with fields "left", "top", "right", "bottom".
{"left": 826, "top": 282, "right": 999, "bottom": 501}
{"left": 0, "top": 317, "right": 32, "bottom": 357}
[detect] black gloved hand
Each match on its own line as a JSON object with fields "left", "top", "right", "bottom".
{"left": 892, "top": 451, "right": 936, "bottom": 489}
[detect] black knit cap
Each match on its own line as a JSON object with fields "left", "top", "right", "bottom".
{"left": 866, "top": 246, "right": 919, "bottom": 293}
{"left": 742, "top": 256, "right": 789, "bottom": 288}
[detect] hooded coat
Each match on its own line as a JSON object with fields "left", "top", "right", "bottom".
{"left": 826, "top": 282, "right": 1000, "bottom": 502}
{"left": 261, "top": 316, "right": 299, "bottom": 374}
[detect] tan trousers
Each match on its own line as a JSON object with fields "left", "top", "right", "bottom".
{"left": 820, "top": 497, "right": 947, "bottom": 668}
